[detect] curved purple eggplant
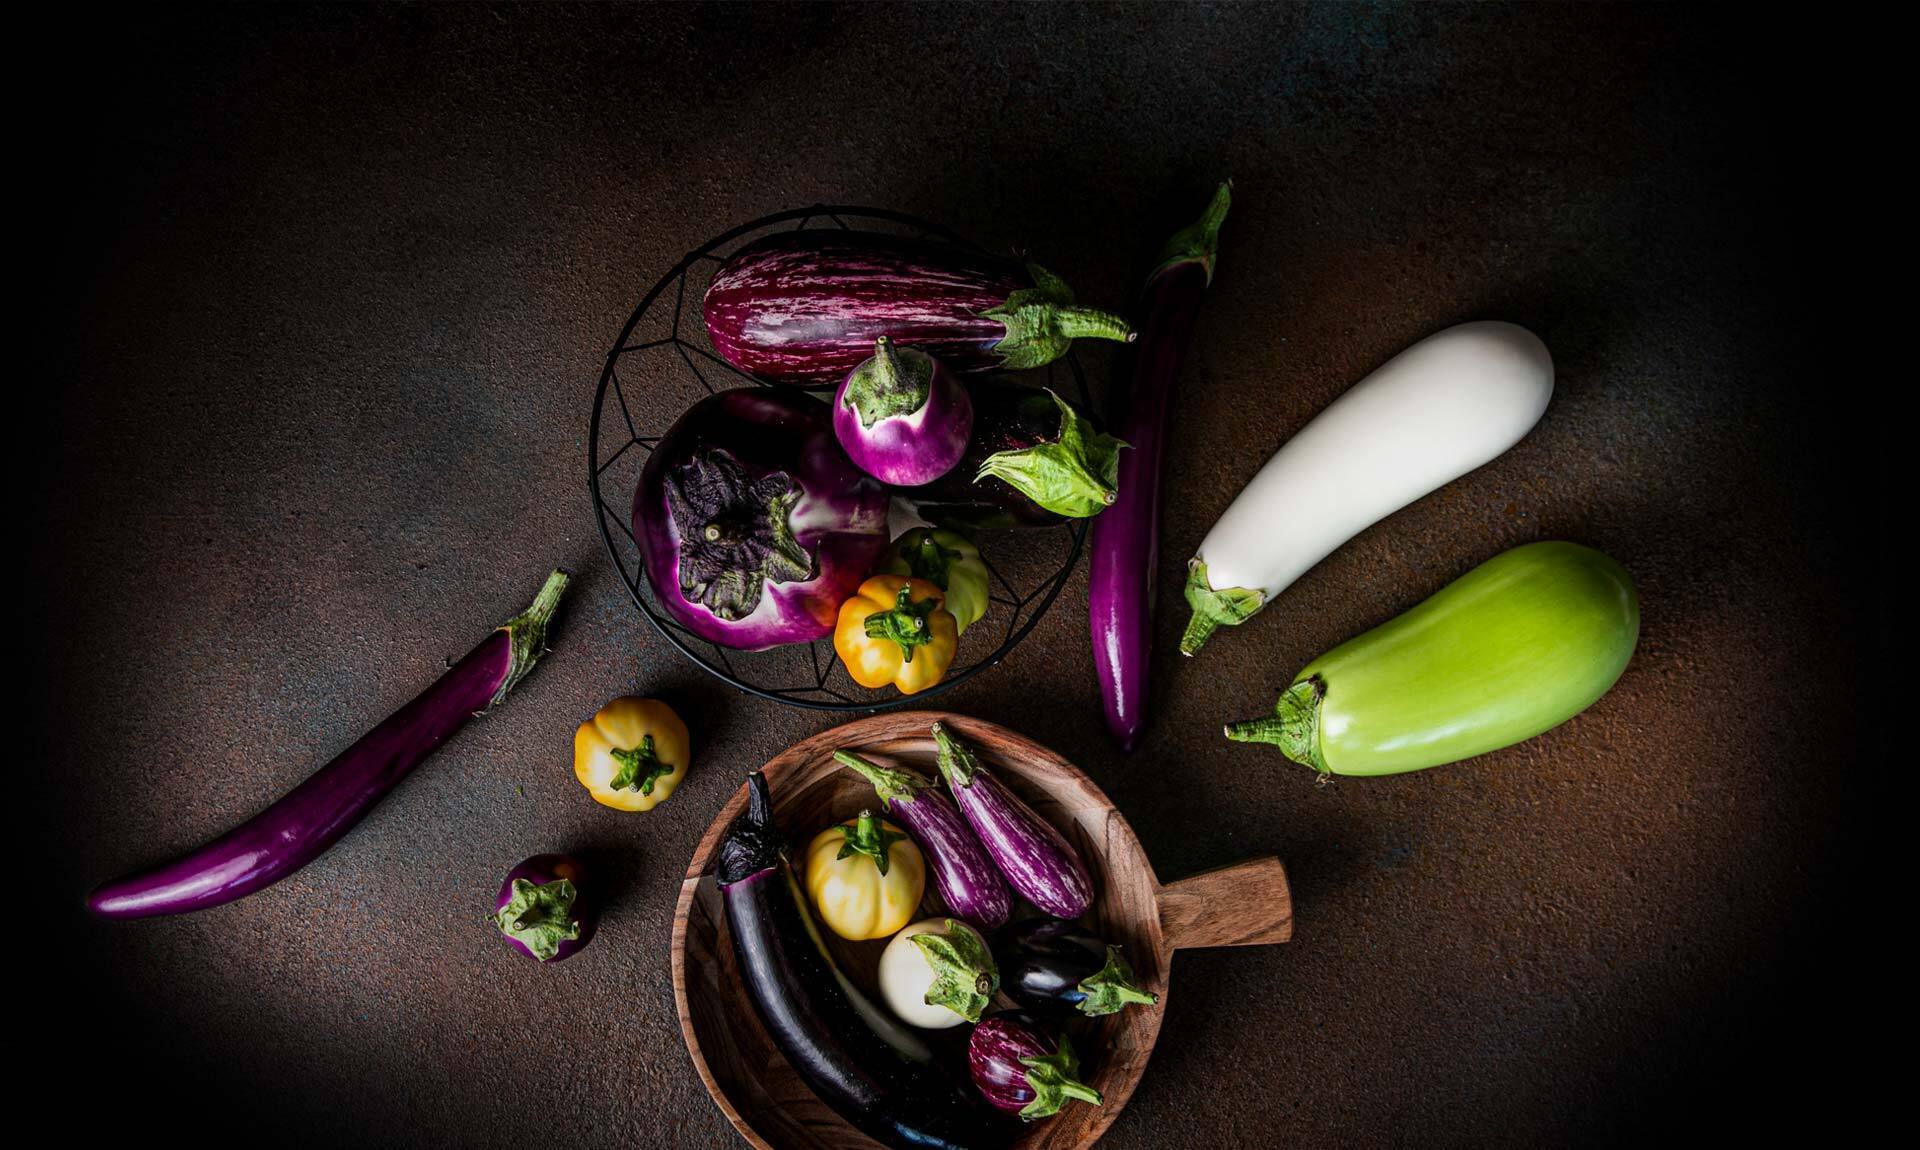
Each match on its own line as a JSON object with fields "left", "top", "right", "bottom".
{"left": 1090, "top": 182, "right": 1230, "bottom": 751}
{"left": 702, "top": 230, "right": 1133, "bottom": 385}
{"left": 833, "top": 750, "right": 1011, "bottom": 930}
{"left": 634, "top": 389, "right": 888, "bottom": 651}
{"left": 87, "top": 570, "right": 570, "bottom": 920}
{"left": 968, "top": 1011, "right": 1103, "bottom": 1120}
{"left": 719, "top": 772, "right": 1013, "bottom": 1150}
{"left": 929, "top": 724, "right": 1092, "bottom": 920}
{"left": 832, "top": 338, "right": 974, "bottom": 486}
{"left": 493, "top": 853, "right": 595, "bottom": 963}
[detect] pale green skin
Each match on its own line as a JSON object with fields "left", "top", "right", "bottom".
{"left": 1230, "top": 542, "right": 1639, "bottom": 776}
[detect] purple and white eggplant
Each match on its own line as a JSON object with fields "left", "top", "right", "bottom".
{"left": 930, "top": 723, "right": 1093, "bottom": 920}
{"left": 968, "top": 1012, "right": 1104, "bottom": 1121}
{"left": 832, "top": 338, "right": 973, "bottom": 486}
{"left": 634, "top": 389, "right": 888, "bottom": 651}
{"left": 833, "top": 750, "right": 1011, "bottom": 930}
{"left": 901, "top": 385, "right": 1125, "bottom": 530}
{"left": 493, "top": 853, "right": 596, "bottom": 963}
{"left": 703, "top": 230, "right": 1134, "bottom": 386}
{"left": 87, "top": 570, "right": 569, "bottom": 920}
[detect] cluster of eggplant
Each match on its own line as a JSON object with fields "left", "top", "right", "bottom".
{"left": 718, "top": 724, "right": 1158, "bottom": 1150}
{"left": 629, "top": 231, "right": 1135, "bottom": 692}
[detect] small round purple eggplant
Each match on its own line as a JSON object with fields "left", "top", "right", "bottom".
{"left": 493, "top": 854, "right": 595, "bottom": 963}
{"left": 968, "top": 1012, "right": 1103, "bottom": 1121}
{"left": 832, "top": 338, "right": 974, "bottom": 486}
{"left": 1000, "top": 919, "right": 1159, "bottom": 1018}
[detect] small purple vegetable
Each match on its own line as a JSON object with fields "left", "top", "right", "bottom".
{"left": 833, "top": 750, "right": 1011, "bottom": 930}
{"left": 703, "top": 230, "right": 1133, "bottom": 385}
{"left": 930, "top": 723, "right": 1093, "bottom": 919}
{"left": 832, "top": 338, "right": 973, "bottom": 486}
{"left": 634, "top": 389, "right": 888, "bottom": 651}
{"left": 87, "top": 570, "right": 569, "bottom": 920}
{"left": 1090, "top": 182, "right": 1230, "bottom": 751}
{"left": 493, "top": 853, "right": 595, "bottom": 963}
{"left": 999, "top": 918, "right": 1159, "bottom": 1018}
{"left": 719, "top": 773, "right": 1013, "bottom": 1150}
{"left": 968, "top": 1012, "right": 1103, "bottom": 1120}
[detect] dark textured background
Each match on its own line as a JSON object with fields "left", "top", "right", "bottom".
{"left": 28, "top": 4, "right": 1880, "bottom": 1147}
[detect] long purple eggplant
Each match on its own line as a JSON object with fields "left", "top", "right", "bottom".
{"left": 719, "top": 772, "right": 1012, "bottom": 1150}
{"left": 703, "top": 230, "right": 1134, "bottom": 386}
{"left": 833, "top": 751, "right": 1011, "bottom": 930}
{"left": 87, "top": 570, "right": 569, "bottom": 920}
{"left": 1089, "top": 182, "right": 1231, "bottom": 752}
{"left": 929, "top": 724, "right": 1092, "bottom": 919}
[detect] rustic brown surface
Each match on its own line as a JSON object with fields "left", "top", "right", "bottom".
{"left": 673, "top": 711, "right": 1291, "bottom": 1150}
{"left": 29, "top": 4, "right": 1876, "bottom": 1147}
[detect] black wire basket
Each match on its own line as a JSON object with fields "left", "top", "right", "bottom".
{"left": 588, "top": 207, "right": 1093, "bottom": 711}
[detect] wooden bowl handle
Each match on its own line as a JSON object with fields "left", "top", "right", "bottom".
{"left": 1156, "top": 857, "right": 1294, "bottom": 951}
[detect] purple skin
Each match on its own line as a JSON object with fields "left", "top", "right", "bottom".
{"left": 968, "top": 1012, "right": 1103, "bottom": 1120}
{"left": 832, "top": 751, "right": 1011, "bottom": 931}
{"left": 494, "top": 854, "right": 595, "bottom": 963}
{"left": 702, "top": 230, "right": 1133, "bottom": 386}
{"left": 930, "top": 724, "right": 1093, "bottom": 920}
{"left": 1090, "top": 183, "right": 1231, "bottom": 752}
{"left": 86, "top": 571, "right": 569, "bottom": 920}
{"left": 831, "top": 338, "right": 973, "bottom": 487}
{"left": 634, "top": 389, "right": 888, "bottom": 651}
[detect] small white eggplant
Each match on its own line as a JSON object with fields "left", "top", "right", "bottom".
{"left": 877, "top": 917, "right": 998, "bottom": 1029}
{"left": 1182, "top": 321, "right": 1553, "bottom": 653}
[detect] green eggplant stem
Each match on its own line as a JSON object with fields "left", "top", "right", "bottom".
{"left": 834, "top": 809, "right": 908, "bottom": 877}
{"left": 493, "top": 877, "right": 581, "bottom": 962}
{"left": 1223, "top": 676, "right": 1329, "bottom": 774}
{"left": 1179, "top": 559, "right": 1264, "bottom": 656}
{"left": 609, "top": 735, "right": 671, "bottom": 794}
{"left": 831, "top": 750, "right": 932, "bottom": 807}
{"left": 496, "top": 569, "right": 570, "bottom": 706}
{"left": 863, "top": 584, "right": 939, "bottom": 663}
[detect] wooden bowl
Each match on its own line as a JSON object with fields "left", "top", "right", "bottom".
{"left": 672, "top": 711, "right": 1294, "bottom": 1150}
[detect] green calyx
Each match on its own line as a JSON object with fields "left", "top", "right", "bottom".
{"left": 930, "top": 722, "right": 980, "bottom": 788}
{"left": 975, "top": 390, "right": 1127, "bottom": 518}
{"left": 667, "top": 452, "right": 815, "bottom": 622}
{"left": 494, "top": 877, "right": 582, "bottom": 962}
{"left": 894, "top": 529, "right": 962, "bottom": 587}
{"left": 1017, "top": 1033, "right": 1104, "bottom": 1120}
{"left": 864, "top": 584, "right": 940, "bottom": 663}
{"left": 982, "top": 262, "right": 1135, "bottom": 371}
{"left": 495, "top": 570, "right": 571, "bottom": 707}
{"left": 835, "top": 809, "right": 909, "bottom": 877}
{"left": 832, "top": 750, "right": 933, "bottom": 807}
{"left": 1152, "top": 180, "right": 1232, "bottom": 284}
{"left": 1075, "top": 945, "right": 1159, "bottom": 1017}
{"left": 1179, "top": 558, "right": 1265, "bottom": 655}
{"left": 609, "top": 734, "right": 672, "bottom": 795}
{"left": 909, "top": 920, "right": 998, "bottom": 1023}
{"left": 1223, "top": 676, "right": 1329, "bottom": 775}
{"left": 844, "top": 337, "right": 935, "bottom": 428}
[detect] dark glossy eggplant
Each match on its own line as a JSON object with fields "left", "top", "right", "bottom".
{"left": 87, "top": 570, "right": 569, "bottom": 920}
{"left": 901, "top": 384, "right": 1122, "bottom": 530}
{"left": 703, "top": 230, "right": 1133, "bottom": 385}
{"left": 999, "top": 919, "right": 1158, "bottom": 1018}
{"left": 967, "top": 1011, "right": 1103, "bottom": 1120}
{"left": 719, "top": 772, "right": 1013, "bottom": 1150}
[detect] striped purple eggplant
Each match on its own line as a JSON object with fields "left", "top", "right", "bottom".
{"left": 1090, "top": 181, "right": 1231, "bottom": 751}
{"left": 930, "top": 723, "right": 1093, "bottom": 920}
{"left": 833, "top": 750, "right": 1011, "bottom": 930}
{"left": 968, "top": 1012, "right": 1103, "bottom": 1120}
{"left": 702, "top": 230, "right": 1134, "bottom": 386}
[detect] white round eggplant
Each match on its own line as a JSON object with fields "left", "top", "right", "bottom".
{"left": 877, "top": 918, "right": 998, "bottom": 1029}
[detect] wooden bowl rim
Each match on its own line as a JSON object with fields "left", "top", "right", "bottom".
{"left": 670, "top": 710, "right": 1170, "bottom": 1150}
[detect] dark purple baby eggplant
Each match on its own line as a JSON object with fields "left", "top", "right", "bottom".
{"left": 968, "top": 1011, "right": 1103, "bottom": 1120}
{"left": 494, "top": 854, "right": 595, "bottom": 963}
{"left": 87, "top": 570, "right": 569, "bottom": 920}
{"left": 999, "top": 918, "right": 1159, "bottom": 1018}
{"left": 931, "top": 723, "right": 1093, "bottom": 920}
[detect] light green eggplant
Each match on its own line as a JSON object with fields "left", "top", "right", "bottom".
{"left": 1225, "top": 541, "right": 1638, "bottom": 776}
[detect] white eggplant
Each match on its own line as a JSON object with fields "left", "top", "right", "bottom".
{"left": 1181, "top": 321, "right": 1554, "bottom": 654}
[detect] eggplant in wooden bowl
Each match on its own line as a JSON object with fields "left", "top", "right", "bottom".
{"left": 671, "top": 712, "right": 1294, "bottom": 1150}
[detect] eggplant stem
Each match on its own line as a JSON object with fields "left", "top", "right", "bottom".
{"left": 495, "top": 569, "right": 570, "bottom": 706}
